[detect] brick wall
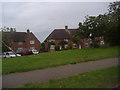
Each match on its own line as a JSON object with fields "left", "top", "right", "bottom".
{"left": 10, "top": 32, "right": 40, "bottom": 52}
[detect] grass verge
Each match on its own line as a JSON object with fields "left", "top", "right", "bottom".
{"left": 19, "top": 66, "right": 119, "bottom": 88}
{"left": 3, "top": 46, "right": 118, "bottom": 75}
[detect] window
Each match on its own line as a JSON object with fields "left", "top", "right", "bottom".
{"left": 17, "top": 48, "right": 23, "bottom": 52}
{"left": 64, "top": 44, "right": 68, "bottom": 49}
{"left": 30, "top": 47, "right": 35, "bottom": 50}
{"left": 30, "top": 40, "right": 35, "bottom": 44}
{"left": 18, "top": 42, "right": 23, "bottom": 45}
{"left": 100, "top": 41, "right": 104, "bottom": 45}
{"left": 64, "top": 39, "right": 68, "bottom": 42}
{"left": 18, "top": 48, "right": 23, "bottom": 50}
{"left": 50, "top": 45, "right": 55, "bottom": 49}
{"left": 49, "top": 39, "right": 55, "bottom": 42}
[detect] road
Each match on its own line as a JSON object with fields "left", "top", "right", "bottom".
{"left": 2, "top": 58, "right": 118, "bottom": 88}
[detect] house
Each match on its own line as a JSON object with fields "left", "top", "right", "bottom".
{"left": 44, "top": 26, "right": 105, "bottom": 52}
{"left": 8, "top": 29, "right": 40, "bottom": 52}
{"left": 44, "top": 26, "right": 95, "bottom": 52}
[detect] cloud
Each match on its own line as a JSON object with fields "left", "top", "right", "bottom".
{"left": 2, "top": 2, "right": 110, "bottom": 42}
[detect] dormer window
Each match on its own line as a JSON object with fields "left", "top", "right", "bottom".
{"left": 30, "top": 40, "right": 35, "bottom": 44}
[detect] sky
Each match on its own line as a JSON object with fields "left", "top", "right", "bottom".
{"left": 1, "top": 2, "right": 111, "bottom": 42}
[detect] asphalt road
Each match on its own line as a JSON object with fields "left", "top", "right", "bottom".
{"left": 2, "top": 58, "right": 118, "bottom": 88}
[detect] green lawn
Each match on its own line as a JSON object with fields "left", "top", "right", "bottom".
{"left": 19, "top": 66, "right": 119, "bottom": 88}
{"left": 3, "top": 46, "right": 118, "bottom": 75}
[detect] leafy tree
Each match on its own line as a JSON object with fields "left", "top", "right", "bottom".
{"left": 59, "top": 41, "right": 67, "bottom": 50}
{"left": 48, "top": 41, "right": 55, "bottom": 50}
{"left": 2, "top": 32, "right": 11, "bottom": 52}
{"left": 40, "top": 43, "right": 45, "bottom": 52}
{"left": 55, "top": 46, "right": 61, "bottom": 51}
{"left": 76, "top": 1, "right": 120, "bottom": 46}
{"left": 106, "top": 1, "right": 120, "bottom": 45}
{"left": 2, "top": 27, "right": 16, "bottom": 52}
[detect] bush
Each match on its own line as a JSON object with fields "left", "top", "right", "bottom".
{"left": 55, "top": 46, "right": 61, "bottom": 51}
{"left": 66, "top": 45, "right": 73, "bottom": 50}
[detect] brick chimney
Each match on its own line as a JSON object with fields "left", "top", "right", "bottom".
{"left": 65, "top": 26, "right": 70, "bottom": 34}
{"left": 27, "top": 29, "right": 30, "bottom": 33}
{"left": 65, "top": 26, "right": 68, "bottom": 29}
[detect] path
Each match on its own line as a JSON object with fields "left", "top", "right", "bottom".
{"left": 3, "top": 58, "right": 118, "bottom": 88}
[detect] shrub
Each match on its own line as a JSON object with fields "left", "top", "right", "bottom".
{"left": 55, "top": 46, "right": 61, "bottom": 51}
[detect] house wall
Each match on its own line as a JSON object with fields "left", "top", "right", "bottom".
{"left": 45, "top": 39, "right": 81, "bottom": 52}
{"left": 80, "top": 39, "right": 91, "bottom": 48}
{"left": 10, "top": 41, "right": 26, "bottom": 51}
{"left": 10, "top": 32, "right": 40, "bottom": 52}
{"left": 25, "top": 33, "right": 40, "bottom": 51}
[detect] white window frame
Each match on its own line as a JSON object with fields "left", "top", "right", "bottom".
{"left": 30, "top": 40, "right": 35, "bottom": 44}
{"left": 64, "top": 39, "right": 68, "bottom": 42}
{"left": 17, "top": 48, "right": 23, "bottom": 50}
{"left": 100, "top": 40, "right": 104, "bottom": 45}
{"left": 18, "top": 42, "right": 23, "bottom": 45}
{"left": 64, "top": 44, "right": 68, "bottom": 49}
{"left": 50, "top": 45, "right": 55, "bottom": 50}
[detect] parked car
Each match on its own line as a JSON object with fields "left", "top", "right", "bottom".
{"left": 16, "top": 49, "right": 33, "bottom": 56}
{"left": 29, "top": 49, "right": 39, "bottom": 55}
{"left": 3, "top": 51, "right": 21, "bottom": 58}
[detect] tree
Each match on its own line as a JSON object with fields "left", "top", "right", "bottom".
{"left": 76, "top": 1, "right": 120, "bottom": 46}
{"left": 80, "top": 15, "right": 104, "bottom": 47}
{"left": 40, "top": 43, "right": 45, "bottom": 52}
{"left": 2, "top": 32, "right": 11, "bottom": 52}
{"left": 48, "top": 41, "right": 55, "bottom": 50}
{"left": 106, "top": 1, "right": 120, "bottom": 45}
{"left": 59, "top": 41, "right": 67, "bottom": 50}
{"left": 2, "top": 27, "right": 17, "bottom": 52}
{"left": 71, "top": 31, "right": 81, "bottom": 48}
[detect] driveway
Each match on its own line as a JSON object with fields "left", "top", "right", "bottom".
{"left": 2, "top": 58, "right": 118, "bottom": 88}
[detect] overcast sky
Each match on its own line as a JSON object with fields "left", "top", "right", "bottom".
{"left": 2, "top": 2, "right": 110, "bottom": 42}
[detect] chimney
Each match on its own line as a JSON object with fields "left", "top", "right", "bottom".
{"left": 27, "top": 29, "right": 30, "bottom": 33}
{"left": 65, "top": 26, "right": 70, "bottom": 34}
{"left": 65, "top": 26, "right": 68, "bottom": 29}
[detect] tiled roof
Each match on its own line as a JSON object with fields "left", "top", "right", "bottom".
{"left": 45, "top": 29, "right": 77, "bottom": 41}
{"left": 9, "top": 32, "right": 40, "bottom": 42}
{"left": 10, "top": 32, "right": 28, "bottom": 42}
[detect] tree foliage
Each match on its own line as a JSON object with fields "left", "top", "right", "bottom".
{"left": 76, "top": 1, "right": 120, "bottom": 46}
{"left": 1, "top": 27, "right": 16, "bottom": 52}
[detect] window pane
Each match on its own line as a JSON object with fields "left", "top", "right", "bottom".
{"left": 18, "top": 42, "right": 23, "bottom": 45}
{"left": 30, "top": 40, "right": 35, "bottom": 44}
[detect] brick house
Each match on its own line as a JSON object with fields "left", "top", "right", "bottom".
{"left": 44, "top": 26, "right": 93, "bottom": 51}
{"left": 44, "top": 26, "right": 105, "bottom": 52}
{"left": 9, "top": 29, "right": 40, "bottom": 52}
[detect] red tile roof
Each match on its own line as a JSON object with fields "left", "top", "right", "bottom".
{"left": 45, "top": 29, "right": 77, "bottom": 41}
{"left": 9, "top": 32, "right": 40, "bottom": 43}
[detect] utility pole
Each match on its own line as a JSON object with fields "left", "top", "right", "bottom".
{"left": 2, "top": 41, "right": 17, "bottom": 57}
